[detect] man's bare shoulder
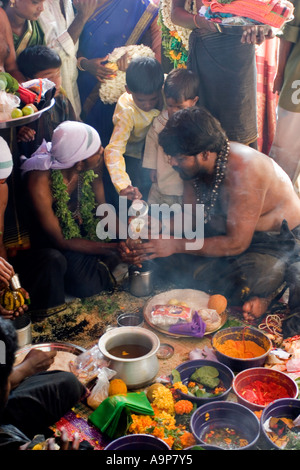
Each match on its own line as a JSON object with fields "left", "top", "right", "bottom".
{"left": 227, "top": 143, "right": 275, "bottom": 182}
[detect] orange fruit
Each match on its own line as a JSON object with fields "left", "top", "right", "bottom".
{"left": 207, "top": 294, "right": 227, "bottom": 314}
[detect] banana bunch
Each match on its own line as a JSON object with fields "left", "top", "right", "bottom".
{"left": 0, "top": 287, "right": 25, "bottom": 311}
{"left": 0, "top": 72, "right": 19, "bottom": 93}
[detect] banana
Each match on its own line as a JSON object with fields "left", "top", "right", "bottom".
{"left": 0, "top": 288, "right": 25, "bottom": 311}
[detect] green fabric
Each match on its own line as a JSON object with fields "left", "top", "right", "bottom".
{"left": 13, "top": 20, "right": 45, "bottom": 56}
{"left": 279, "top": 0, "right": 300, "bottom": 112}
{"left": 88, "top": 392, "right": 154, "bottom": 439}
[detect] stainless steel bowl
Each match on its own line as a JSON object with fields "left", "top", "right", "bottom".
{"left": 98, "top": 327, "right": 160, "bottom": 389}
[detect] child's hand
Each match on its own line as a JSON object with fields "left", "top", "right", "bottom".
{"left": 17, "top": 126, "right": 36, "bottom": 143}
{"left": 119, "top": 185, "right": 142, "bottom": 201}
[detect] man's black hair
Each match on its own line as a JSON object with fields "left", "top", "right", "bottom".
{"left": 158, "top": 106, "right": 228, "bottom": 157}
{"left": 164, "top": 68, "right": 200, "bottom": 102}
{"left": 17, "top": 45, "right": 62, "bottom": 79}
{"left": 126, "top": 56, "right": 164, "bottom": 95}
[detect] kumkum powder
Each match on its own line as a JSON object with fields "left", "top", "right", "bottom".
{"left": 217, "top": 339, "right": 266, "bottom": 359}
{"left": 239, "top": 380, "right": 291, "bottom": 406}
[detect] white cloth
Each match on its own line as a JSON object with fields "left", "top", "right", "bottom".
{"left": 38, "top": 0, "right": 81, "bottom": 118}
{"left": 20, "top": 121, "right": 101, "bottom": 174}
{"left": 0, "top": 137, "right": 13, "bottom": 180}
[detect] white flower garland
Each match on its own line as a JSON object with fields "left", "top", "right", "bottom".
{"left": 99, "top": 45, "right": 155, "bottom": 105}
{"left": 160, "top": 0, "right": 197, "bottom": 51}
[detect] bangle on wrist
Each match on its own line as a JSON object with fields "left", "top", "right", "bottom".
{"left": 77, "top": 57, "right": 87, "bottom": 71}
{"left": 193, "top": 14, "right": 199, "bottom": 29}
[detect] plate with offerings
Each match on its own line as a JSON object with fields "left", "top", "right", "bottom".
{"left": 143, "top": 289, "right": 227, "bottom": 338}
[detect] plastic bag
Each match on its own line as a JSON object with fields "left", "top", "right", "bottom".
{"left": 69, "top": 345, "right": 110, "bottom": 385}
{"left": 0, "top": 91, "right": 20, "bottom": 121}
{"left": 87, "top": 367, "right": 116, "bottom": 410}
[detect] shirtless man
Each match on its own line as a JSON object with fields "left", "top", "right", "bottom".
{"left": 121, "top": 107, "right": 300, "bottom": 324}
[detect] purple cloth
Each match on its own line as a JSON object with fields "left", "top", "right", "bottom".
{"left": 168, "top": 311, "right": 206, "bottom": 337}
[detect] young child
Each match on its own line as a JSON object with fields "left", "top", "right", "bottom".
{"left": 143, "top": 68, "right": 199, "bottom": 206}
{"left": 16, "top": 45, "right": 77, "bottom": 157}
{"left": 104, "top": 56, "right": 164, "bottom": 201}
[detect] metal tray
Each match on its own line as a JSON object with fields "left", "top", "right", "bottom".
{"left": 0, "top": 98, "right": 55, "bottom": 129}
{"left": 143, "top": 289, "right": 227, "bottom": 338}
{"left": 15, "top": 341, "right": 86, "bottom": 366}
{"left": 216, "top": 21, "right": 271, "bottom": 35}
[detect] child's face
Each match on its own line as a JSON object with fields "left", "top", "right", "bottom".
{"left": 14, "top": 0, "right": 45, "bottom": 21}
{"left": 166, "top": 96, "right": 199, "bottom": 119}
{"left": 130, "top": 91, "right": 160, "bottom": 113}
{"left": 34, "top": 68, "right": 62, "bottom": 97}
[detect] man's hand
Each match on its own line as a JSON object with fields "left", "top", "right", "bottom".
{"left": 241, "top": 25, "right": 274, "bottom": 45}
{"left": 0, "top": 304, "right": 14, "bottom": 320}
{"left": 21, "top": 349, "right": 57, "bottom": 375}
{"left": 0, "top": 257, "right": 14, "bottom": 287}
{"left": 119, "top": 185, "right": 142, "bottom": 201}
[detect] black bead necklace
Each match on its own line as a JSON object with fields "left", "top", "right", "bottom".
{"left": 192, "top": 139, "right": 230, "bottom": 224}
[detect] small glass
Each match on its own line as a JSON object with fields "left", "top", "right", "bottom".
{"left": 117, "top": 312, "right": 144, "bottom": 327}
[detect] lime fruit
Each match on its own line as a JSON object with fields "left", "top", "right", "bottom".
{"left": 11, "top": 108, "right": 23, "bottom": 119}
{"left": 22, "top": 105, "right": 35, "bottom": 116}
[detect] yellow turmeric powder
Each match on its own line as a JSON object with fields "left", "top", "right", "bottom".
{"left": 217, "top": 339, "right": 266, "bottom": 358}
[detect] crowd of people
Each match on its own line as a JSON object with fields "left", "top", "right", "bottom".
{"left": 0, "top": 0, "right": 299, "bottom": 449}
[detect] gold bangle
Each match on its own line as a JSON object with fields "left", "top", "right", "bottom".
{"left": 193, "top": 14, "right": 199, "bottom": 29}
{"left": 77, "top": 57, "right": 87, "bottom": 71}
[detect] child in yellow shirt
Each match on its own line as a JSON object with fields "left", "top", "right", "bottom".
{"left": 104, "top": 56, "right": 164, "bottom": 202}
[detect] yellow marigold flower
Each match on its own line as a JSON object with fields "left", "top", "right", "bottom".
{"left": 152, "top": 386, "right": 175, "bottom": 415}
{"left": 156, "top": 410, "right": 176, "bottom": 429}
{"left": 173, "top": 382, "right": 189, "bottom": 394}
{"left": 169, "top": 51, "right": 182, "bottom": 61}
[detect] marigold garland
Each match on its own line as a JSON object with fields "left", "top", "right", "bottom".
{"left": 159, "top": 0, "right": 198, "bottom": 68}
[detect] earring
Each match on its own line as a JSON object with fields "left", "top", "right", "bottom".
{"left": 10, "top": 0, "right": 15, "bottom": 7}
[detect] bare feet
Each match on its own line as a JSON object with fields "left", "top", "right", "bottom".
{"left": 242, "top": 297, "right": 271, "bottom": 322}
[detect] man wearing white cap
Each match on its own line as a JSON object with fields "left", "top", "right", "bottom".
{"left": 21, "top": 121, "right": 119, "bottom": 301}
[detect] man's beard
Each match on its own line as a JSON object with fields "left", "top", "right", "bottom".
{"left": 173, "top": 166, "right": 206, "bottom": 181}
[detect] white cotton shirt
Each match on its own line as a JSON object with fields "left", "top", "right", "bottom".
{"left": 38, "top": 0, "right": 81, "bottom": 119}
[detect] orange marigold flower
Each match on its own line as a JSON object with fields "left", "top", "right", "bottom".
{"left": 152, "top": 427, "right": 165, "bottom": 439}
{"left": 174, "top": 400, "right": 194, "bottom": 415}
{"left": 188, "top": 382, "right": 196, "bottom": 388}
{"left": 169, "top": 30, "right": 180, "bottom": 40}
{"left": 180, "top": 432, "right": 197, "bottom": 448}
{"left": 163, "top": 436, "right": 174, "bottom": 449}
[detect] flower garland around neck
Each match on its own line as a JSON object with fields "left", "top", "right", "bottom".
{"left": 159, "top": 0, "right": 197, "bottom": 68}
{"left": 51, "top": 169, "right": 99, "bottom": 241}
